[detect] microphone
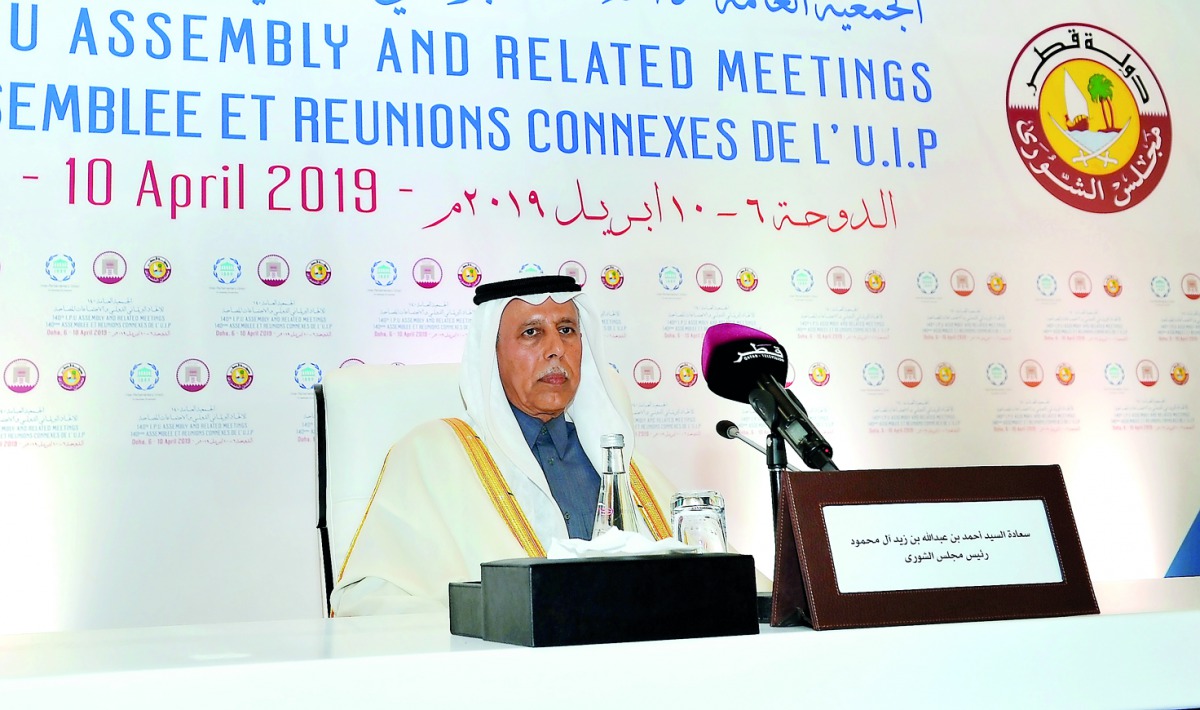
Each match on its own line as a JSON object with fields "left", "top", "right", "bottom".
{"left": 702, "top": 323, "right": 837, "bottom": 471}
{"left": 715, "top": 420, "right": 800, "bottom": 472}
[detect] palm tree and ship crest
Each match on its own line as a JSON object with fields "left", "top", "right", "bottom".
{"left": 1045, "top": 62, "right": 1136, "bottom": 170}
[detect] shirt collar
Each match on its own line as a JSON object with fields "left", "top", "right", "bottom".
{"left": 510, "top": 403, "right": 572, "bottom": 458}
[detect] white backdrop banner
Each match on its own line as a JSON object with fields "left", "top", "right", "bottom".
{"left": 0, "top": 0, "right": 1197, "bottom": 632}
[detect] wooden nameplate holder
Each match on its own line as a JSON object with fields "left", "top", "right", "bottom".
{"left": 771, "top": 464, "right": 1099, "bottom": 630}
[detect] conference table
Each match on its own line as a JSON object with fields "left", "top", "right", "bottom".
{"left": 1, "top": 578, "right": 1197, "bottom": 709}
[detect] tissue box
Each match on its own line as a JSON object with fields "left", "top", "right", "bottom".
{"left": 449, "top": 553, "right": 759, "bottom": 647}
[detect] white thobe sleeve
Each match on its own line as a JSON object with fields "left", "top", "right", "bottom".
{"left": 331, "top": 420, "right": 526, "bottom": 616}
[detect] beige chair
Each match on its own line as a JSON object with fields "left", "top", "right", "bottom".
{"left": 314, "top": 363, "right": 465, "bottom": 615}
{"left": 313, "top": 362, "right": 640, "bottom": 614}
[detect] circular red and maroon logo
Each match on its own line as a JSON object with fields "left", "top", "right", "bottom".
{"left": 176, "top": 359, "right": 210, "bottom": 393}
{"left": 558, "top": 261, "right": 586, "bottom": 287}
{"left": 826, "top": 266, "right": 852, "bottom": 295}
{"left": 412, "top": 258, "right": 443, "bottom": 289}
{"left": 897, "top": 359, "right": 922, "bottom": 388}
{"left": 1136, "top": 359, "right": 1159, "bottom": 387}
{"left": 1020, "top": 359, "right": 1045, "bottom": 387}
{"left": 950, "top": 269, "right": 975, "bottom": 297}
{"left": 93, "top": 251, "right": 127, "bottom": 284}
{"left": 4, "top": 359, "right": 38, "bottom": 393}
{"left": 258, "top": 255, "right": 290, "bottom": 287}
{"left": 1007, "top": 24, "right": 1171, "bottom": 213}
{"left": 632, "top": 358, "right": 661, "bottom": 390}
{"left": 1183, "top": 274, "right": 1200, "bottom": 301}
{"left": 696, "top": 263, "right": 723, "bottom": 293}
{"left": 1069, "top": 271, "right": 1092, "bottom": 298}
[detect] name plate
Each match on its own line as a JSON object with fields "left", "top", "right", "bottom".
{"left": 824, "top": 500, "right": 1063, "bottom": 593}
{"left": 771, "top": 465, "right": 1098, "bottom": 630}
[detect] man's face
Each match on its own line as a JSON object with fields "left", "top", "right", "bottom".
{"left": 496, "top": 297, "right": 583, "bottom": 422}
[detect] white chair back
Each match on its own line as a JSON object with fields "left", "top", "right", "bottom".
{"left": 314, "top": 363, "right": 464, "bottom": 612}
{"left": 313, "top": 361, "right": 636, "bottom": 612}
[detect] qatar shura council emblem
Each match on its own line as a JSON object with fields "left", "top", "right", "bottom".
{"left": 1007, "top": 24, "right": 1170, "bottom": 213}
{"left": 674, "top": 363, "right": 698, "bottom": 388}
{"left": 457, "top": 262, "right": 481, "bottom": 288}
{"left": 226, "top": 363, "right": 254, "bottom": 391}
{"left": 601, "top": 265, "right": 624, "bottom": 290}
{"left": 808, "top": 363, "right": 831, "bottom": 387}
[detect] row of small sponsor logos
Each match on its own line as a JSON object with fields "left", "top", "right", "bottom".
{"left": 37, "top": 254, "right": 331, "bottom": 287}
{"left": 846, "top": 359, "right": 1190, "bottom": 388}
{"left": 1, "top": 359, "right": 264, "bottom": 394}
{"left": 654, "top": 359, "right": 1188, "bottom": 389}
{"left": 19, "top": 254, "right": 1200, "bottom": 299}
{"left": 2, "top": 357, "right": 1189, "bottom": 395}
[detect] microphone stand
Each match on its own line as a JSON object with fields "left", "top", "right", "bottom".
{"left": 766, "top": 430, "right": 788, "bottom": 534}
{"left": 749, "top": 390, "right": 789, "bottom": 536}
{"left": 748, "top": 389, "right": 800, "bottom": 625}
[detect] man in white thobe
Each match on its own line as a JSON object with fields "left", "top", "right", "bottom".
{"left": 332, "top": 275, "right": 680, "bottom": 615}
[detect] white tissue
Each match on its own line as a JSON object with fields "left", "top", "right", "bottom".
{"left": 547, "top": 528, "right": 698, "bottom": 559}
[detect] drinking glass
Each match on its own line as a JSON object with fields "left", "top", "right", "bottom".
{"left": 671, "top": 490, "right": 728, "bottom": 553}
